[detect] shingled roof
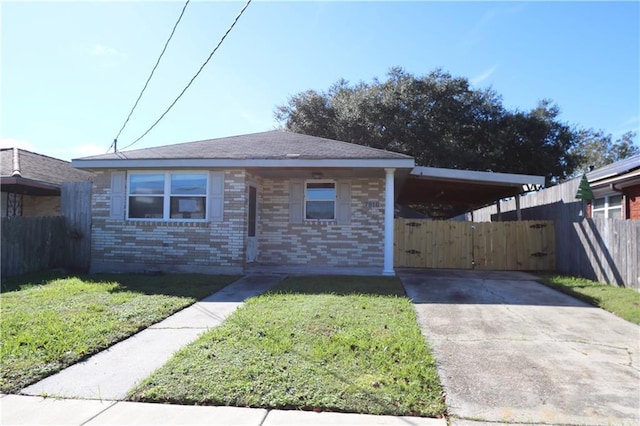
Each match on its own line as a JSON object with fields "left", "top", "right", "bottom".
{"left": 77, "top": 130, "right": 413, "bottom": 161}
{"left": 1, "top": 148, "right": 94, "bottom": 195}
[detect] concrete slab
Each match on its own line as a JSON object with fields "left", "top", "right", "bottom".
{"left": 0, "top": 395, "right": 114, "bottom": 425}
{"left": 399, "top": 269, "right": 640, "bottom": 426}
{"left": 20, "top": 274, "right": 285, "bottom": 400}
{"left": 262, "top": 409, "right": 446, "bottom": 426}
{"left": 86, "top": 401, "right": 267, "bottom": 425}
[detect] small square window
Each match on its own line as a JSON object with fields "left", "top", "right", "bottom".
{"left": 305, "top": 181, "right": 335, "bottom": 220}
{"left": 608, "top": 195, "right": 622, "bottom": 207}
{"left": 593, "top": 197, "right": 605, "bottom": 209}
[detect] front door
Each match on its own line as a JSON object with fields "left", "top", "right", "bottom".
{"left": 246, "top": 185, "right": 258, "bottom": 263}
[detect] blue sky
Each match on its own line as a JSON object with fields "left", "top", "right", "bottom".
{"left": 1, "top": 1, "right": 638, "bottom": 161}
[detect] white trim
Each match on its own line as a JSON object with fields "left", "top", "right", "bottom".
{"left": 72, "top": 158, "right": 415, "bottom": 169}
{"left": 383, "top": 168, "right": 395, "bottom": 276}
{"left": 590, "top": 169, "right": 640, "bottom": 189}
{"left": 410, "top": 166, "right": 545, "bottom": 186}
{"left": 304, "top": 179, "right": 336, "bottom": 221}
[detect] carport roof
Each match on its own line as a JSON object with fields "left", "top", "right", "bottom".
{"left": 397, "top": 166, "right": 545, "bottom": 216}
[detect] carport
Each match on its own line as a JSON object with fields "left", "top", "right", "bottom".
{"left": 394, "top": 167, "right": 551, "bottom": 271}
{"left": 397, "top": 166, "right": 545, "bottom": 219}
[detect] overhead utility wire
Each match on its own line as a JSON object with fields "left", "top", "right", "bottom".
{"left": 120, "top": 0, "right": 253, "bottom": 151}
{"left": 108, "top": 0, "right": 191, "bottom": 153}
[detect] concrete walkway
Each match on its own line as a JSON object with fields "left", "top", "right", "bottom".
{"left": 21, "top": 275, "right": 286, "bottom": 400}
{"left": 1, "top": 394, "right": 445, "bottom": 426}
{"left": 399, "top": 269, "right": 640, "bottom": 426}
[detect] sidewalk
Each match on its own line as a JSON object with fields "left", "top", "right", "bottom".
{"left": 21, "top": 275, "right": 285, "bottom": 400}
{"left": 1, "top": 394, "right": 446, "bottom": 426}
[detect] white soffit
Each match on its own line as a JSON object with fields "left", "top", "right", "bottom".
{"left": 410, "top": 166, "right": 545, "bottom": 187}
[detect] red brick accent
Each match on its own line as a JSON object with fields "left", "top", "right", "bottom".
{"left": 625, "top": 184, "right": 640, "bottom": 220}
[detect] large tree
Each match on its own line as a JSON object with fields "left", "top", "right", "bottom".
{"left": 570, "top": 130, "right": 639, "bottom": 175}
{"left": 276, "top": 68, "right": 583, "bottom": 184}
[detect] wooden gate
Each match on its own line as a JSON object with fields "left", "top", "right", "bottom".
{"left": 394, "top": 220, "right": 555, "bottom": 271}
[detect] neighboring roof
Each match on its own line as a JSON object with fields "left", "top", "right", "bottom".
{"left": 586, "top": 154, "right": 640, "bottom": 189}
{"left": 587, "top": 154, "right": 640, "bottom": 182}
{"left": 398, "top": 167, "right": 545, "bottom": 218}
{"left": 1, "top": 148, "right": 94, "bottom": 196}
{"left": 73, "top": 130, "right": 414, "bottom": 169}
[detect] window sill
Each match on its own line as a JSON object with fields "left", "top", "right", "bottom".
{"left": 124, "top": 220, "right": 211, "bottom": 228}
{"left": 303, "top": 219, "right": 338, "bottom": 225}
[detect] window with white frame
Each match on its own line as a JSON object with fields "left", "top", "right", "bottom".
{"left": 305, "top": 180, "right": 336, "bottom": 220}
{"left": 128, "top": 172, "right": 207, "bottom": 220}
{"left": 592, "top": 194, "right": 623, "bottom": 219}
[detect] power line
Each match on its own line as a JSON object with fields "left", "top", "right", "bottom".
{"left": 120, "top": 0, "right": 252, "bottom": 151}
{"left": 109, "top": 0, "right": 191, "bottom": 153}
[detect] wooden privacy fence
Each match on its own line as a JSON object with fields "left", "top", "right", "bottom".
{"left": 1, "top": 216, "right": 67, "bottom": 277}
{"left": 394, "top": 219, "right": 555, "bottom": 271}
{"left": 1, "top": 182, "right": 91, "bottom": 278}
{"left": 471, "top": 178, "right": 639, "bottom": 290}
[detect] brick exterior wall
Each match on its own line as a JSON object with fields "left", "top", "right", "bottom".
{"left": 89, "top": 169, "right": 247, "bottom": 274}
{"left": 258, "top": 176, "right": 385, "bottom": 267}
{"left": 88, "top": 169, "right": 387, "bottom": 273}
{"left": 626, "top": 184, "right": 640, "bottom": 220}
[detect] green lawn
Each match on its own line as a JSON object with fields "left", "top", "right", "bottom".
{"left": 128, "top": 276, "right": 446, "bottom": 417}
{"left": 0, "top": 272, "right": 238, "bottom": 393}
{"left": 539, "top": 275, "right": 640, "bottom": 324}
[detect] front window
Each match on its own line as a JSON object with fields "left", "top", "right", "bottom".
{"left": 592, "top": 195, "right": 622, "bottom": 219}
{"left": 128, "top": 172, "right": 207, "bottom": 220}
{"left": 305, "top": 181, "right": 335, "bottom": 220}
{"left": 170, "top": 174, "right": 207, "bottom": 219}
{"left": 129, "top": 174, "right": 164, "bottom": 219}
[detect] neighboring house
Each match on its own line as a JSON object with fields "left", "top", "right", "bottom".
{"left": 586, "top": 154, "right": 640, "bottom": 220}
{"left": 1, "top": 148, "right": 94, "bottom": 217}
{"left": 72, "top": 130, "right": 543, "bottom": 276}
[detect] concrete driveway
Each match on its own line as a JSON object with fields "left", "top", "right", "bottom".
{"left": 398, "top": 269, "right": 640, "bottom": 426}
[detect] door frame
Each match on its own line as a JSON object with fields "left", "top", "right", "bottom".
{"left": 246, "top": 183, "right": 258, "bottom": 263}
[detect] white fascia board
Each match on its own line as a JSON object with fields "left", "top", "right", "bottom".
{"left": 590, "top": 168, "right": 640, "bottom": 188}
{"left": 410, "top": 166, "right": 545, "bottom": 186}
{"left": 71, "top": 158, "right": 416, "bottom": 169}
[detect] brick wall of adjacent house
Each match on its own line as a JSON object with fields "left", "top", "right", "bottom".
{"left": 22, "top": 195, "right": 61, "bottom": 216}
{"left": 89, "top": 169, "right": 247, "bottom": 274}
{"left": 626, "top": 184, "right": 640, "bottom": 219}
{"left": 257, "top": 176, "right": 385, "bottom": 267}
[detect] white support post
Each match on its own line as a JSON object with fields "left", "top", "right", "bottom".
{"left": 383, "top": 168, "right": 395, "bottom": 276}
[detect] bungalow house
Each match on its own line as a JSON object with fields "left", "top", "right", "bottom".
{"left": 1, "top": 147, "right": 94, "bottom": 217}
{"left": 586, "top": 154, "right": 640, "bottom": 220}
{"left": 72, "top": 130, "right": 544, "bottom": 276}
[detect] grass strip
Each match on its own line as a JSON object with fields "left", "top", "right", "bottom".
{"left": 539, "top": 275, "right": 640, "bottom": 324}
{"left": 129, "top": 276, "right": 446, "bottom": 417}
{"left": 0, "top": 272, "right": 238, "bottom": 393}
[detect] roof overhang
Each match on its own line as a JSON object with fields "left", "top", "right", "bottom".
{"left": 71, "top": 158, "right": 416, "bottom": 170}
{"left": 590, "top": 168, "right": 640, "bottom": 191}
{"left": 398, "top": 167, "right": 545, "bottom": 217}
{"left": 0, "top": 176, "right": 61, "bottom": 196}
